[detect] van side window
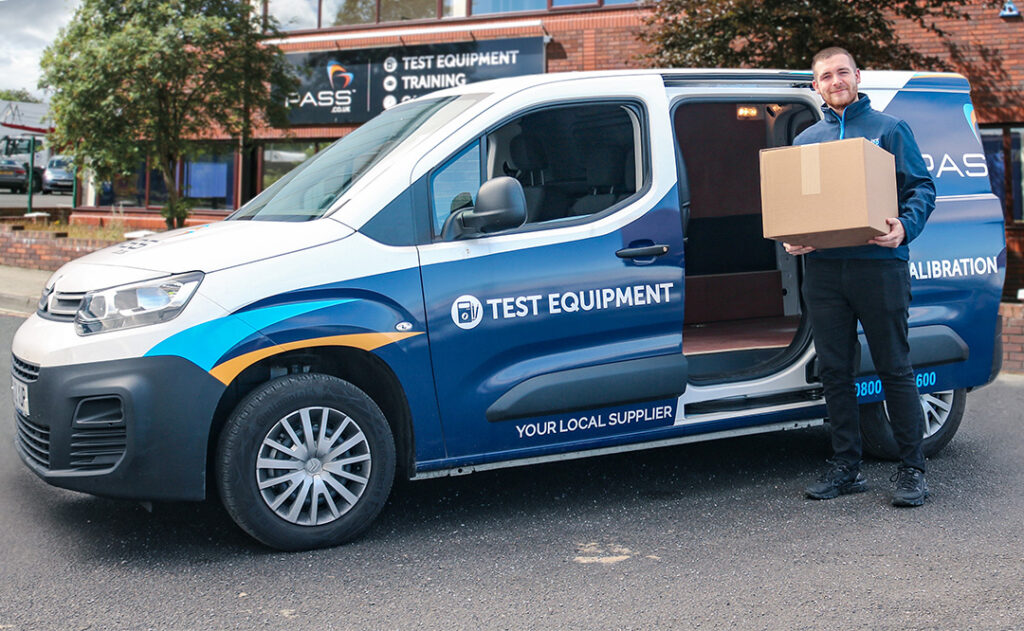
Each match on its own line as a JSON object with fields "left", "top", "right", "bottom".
{"left": 429, "top": 101, "right": 644, "bottom": 239}
{"left": 431, "top": 140, "right": 482, "bottom": 234}
{"left": 487, "top": 102, "right": 642, "bottom": 224}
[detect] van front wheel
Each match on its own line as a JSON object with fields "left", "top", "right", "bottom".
{"left": 860, "top": 388, "right": 966, "bottom": 461}
{"left": 216, "top": 374, "right": 395, "bottom": 551}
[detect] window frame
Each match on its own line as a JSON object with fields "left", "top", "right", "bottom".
{"left": 429, "top": 139, "right": 485, "bottom": 236}
{"left": 263, "top": 0, "right": 640, "bottom": 30}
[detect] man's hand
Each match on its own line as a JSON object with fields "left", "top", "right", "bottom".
{"left": 784, "top": 242, "right": 816, "bottom": 256}
{"left": 869, "top": 217, "right": 905, "bottom": 248}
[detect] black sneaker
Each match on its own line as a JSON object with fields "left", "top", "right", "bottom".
{"left": 891, "top": 466, "right": 929, "bottom": 507}
{"left": 805, "top": 462, "right": 868, "bottom": 500}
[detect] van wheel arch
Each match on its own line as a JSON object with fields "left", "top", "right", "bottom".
{"left": 207, "top": 346, "right": 415, "bottom": 494}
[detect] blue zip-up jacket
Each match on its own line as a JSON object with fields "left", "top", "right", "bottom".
{"left": 794, "top": 94, "right": 935, "bottom": 261}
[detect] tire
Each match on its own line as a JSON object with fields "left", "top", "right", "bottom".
{"left": 860, "top": 388, "right": 966, "bottom": 460}
{"left": 216, "top": 373, "right": 395, "bottom": 551}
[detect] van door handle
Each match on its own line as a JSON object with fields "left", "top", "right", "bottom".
{"left": 616, "top": 244, "right": 670, "bottom": 259}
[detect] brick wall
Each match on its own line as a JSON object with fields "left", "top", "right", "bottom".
{"left": 1001, "top": 303, "right": 1024, "bottom": 373}
{"left": 69, "top": 208, "right": 227, "bottom": 231}
{"left": 0, "top": 226, "right": 115, "bottom": 272}
{"left": 893, "top": 3, "right": 1024, "bottom": 123}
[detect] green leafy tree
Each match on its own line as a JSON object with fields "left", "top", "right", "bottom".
{"left": 40, "top": 0, "right": 298, "bottom": 228}
{"left": 640, "top": 0, "right": 980, "bottom": 71}
{"left": 0, "top": 88, "right": 42, "bottom": 103}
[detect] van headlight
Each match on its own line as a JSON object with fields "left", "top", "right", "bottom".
{"left": 75, "top": 272, "right": 204, "bottom": 335}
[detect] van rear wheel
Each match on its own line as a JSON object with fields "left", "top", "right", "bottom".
{"left": 860, "top": 388, "right": 966, "bottom": 461}
{"left": 216, "top": 373, "right": 395, "bottom": 551}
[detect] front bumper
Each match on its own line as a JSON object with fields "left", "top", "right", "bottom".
{"left": 44, "top": 179, "right": 74, "bottom": 191}
{"left": 12, "top": 354, "right": 226, "bottom": 501}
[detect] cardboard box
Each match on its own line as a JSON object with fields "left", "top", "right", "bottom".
{"left": 760, "top": 137, "right": 897, "bottom": 249}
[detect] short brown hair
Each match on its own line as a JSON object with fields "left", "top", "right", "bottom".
{"left": 811, "top": 47, "right": 857, "bottom": 75}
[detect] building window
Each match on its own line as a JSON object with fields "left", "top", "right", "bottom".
{"left": 443, "top": 0, "right": 470, "bottom": 17}
{"left": 324, "top": 0, "right": 376, "bottom": 26}
{"left": 264, "top": 0, "right": 637, "bottom": 28}
{"left": 981, "top": 128, "right": 1006, "bottom": 213}
{"left": 97, "top": 162, "right": 147, "bottom": 208}
{"left": 472, "top": 0, "right": 546, "bottom": 15}
{"left": 268, "top": 0, "right": 320, "bottom": 30}
{"left": 183, "top": 147, "right": 236, "bottom": 210}
{"left": 380, "top": 0, "right": 437, "bottom": 21}
{"left": 1013, "top": 128, "right": 1024, "bottom": 222}
{"left": 148, "top": 168, "right": 169, "bottom": 207}
{"left": 980, "top": 126, "right": 1024, "bottom": 224}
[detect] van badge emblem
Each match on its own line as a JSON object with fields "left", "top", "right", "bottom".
{"left": 451, "top": 295, "right": 483, "bottom": 330}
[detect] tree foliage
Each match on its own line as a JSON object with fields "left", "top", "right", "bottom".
{"left": 0, "top": 88, "right": 42, "bottom": 103}
{"left": 40, "top": 0, "right": 297, "bottom": 226}
{"left": 640, "top": 0, "right": 979, "bottom": 71}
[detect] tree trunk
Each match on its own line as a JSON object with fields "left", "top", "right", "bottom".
{"left": 158, "top": 157, "right": 185, "bottom": 230}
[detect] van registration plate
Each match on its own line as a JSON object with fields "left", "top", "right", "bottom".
{"left": 11, "top": 376, "right": 29, "bottom": 417}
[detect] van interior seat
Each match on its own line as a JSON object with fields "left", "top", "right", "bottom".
{"left": 509, "top": 134, "right": 548, "bottom": 222}
{"left": 568, "top": 144, "right": 626, "bottom": 217}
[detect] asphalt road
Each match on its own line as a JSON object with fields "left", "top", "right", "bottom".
{"left": 2, "top": 313, "right": 1022, "bottom": 631}
{"left": 0, "top": 190, "right": 73, "bottom": 209}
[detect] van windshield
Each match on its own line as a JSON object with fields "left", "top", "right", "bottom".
{"left": 230, "top": 95, "right": 484, "bottom": 222}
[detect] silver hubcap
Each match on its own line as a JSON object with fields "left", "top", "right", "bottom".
{"left": 884, "top": 389, "right": 955, "bottom": 440}
{"left": 256, "top": 406, "right": 371, "bottom": 526}
{"left": 919, "top": 390, "right": 954, "bottom": 439}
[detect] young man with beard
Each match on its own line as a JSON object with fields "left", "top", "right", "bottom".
{"left": 785, "top": 47, "right": 936, "bottom": 506}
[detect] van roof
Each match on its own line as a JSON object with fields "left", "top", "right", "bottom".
{"left": 430, "top": 68, "right": 971, "bottom": 98}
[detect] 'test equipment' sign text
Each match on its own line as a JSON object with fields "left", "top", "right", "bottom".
{"left": 285, "top": 37, "right": 545, "bottom": 124}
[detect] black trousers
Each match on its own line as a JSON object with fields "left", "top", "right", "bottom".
{"left": 803, "top": 257, "right": 926, "bottom": 471}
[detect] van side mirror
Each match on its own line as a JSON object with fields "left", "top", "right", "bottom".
{"left": 442, "top": 177, "right": 527, "bottom": 240}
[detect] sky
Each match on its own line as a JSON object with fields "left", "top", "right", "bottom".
{"left": 0, "top": 0, "right": 80, "bottom": 100}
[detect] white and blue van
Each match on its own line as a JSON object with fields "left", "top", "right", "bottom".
{"left": 11, "top": 70, "right": 1005, "bottom": 549}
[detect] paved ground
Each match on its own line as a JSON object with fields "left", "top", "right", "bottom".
{"left": 2, "top": 312, "right": 1023, "bottom": 630}
{"left": 0, "top": 265, "right": 50, "bottom": 317}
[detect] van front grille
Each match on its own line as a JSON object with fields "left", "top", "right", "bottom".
{"left": 42, "top": 291, "right": 85, "bottom": 321}
{"left": 69, "top": 427, "right": 127, "bottom": 471}
{"left": 11, "top": 355, "right": 39, "bottom": 383}
{"left": 15, "top": 412, "right": 50, "bottom": 470}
